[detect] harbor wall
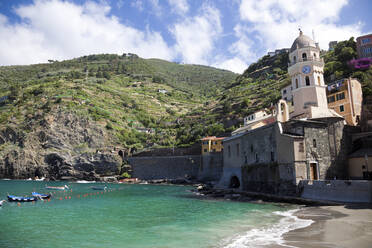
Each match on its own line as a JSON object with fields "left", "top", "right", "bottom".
{"left": 300, "top": 179, "right": 372, "bottom": 203}
{"left": 126, "top": 155, "right": 200, "bottom": 180}
{"left": 198, "top": 153, "right": 223, "bottom": 182}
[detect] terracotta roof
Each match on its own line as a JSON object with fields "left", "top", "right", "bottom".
{"left": 201, "top": 136, "right": 226, "bottom": 141}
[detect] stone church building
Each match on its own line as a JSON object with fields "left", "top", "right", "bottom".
{"left": 218, "top": 31, "right": 350, "bottom": 194}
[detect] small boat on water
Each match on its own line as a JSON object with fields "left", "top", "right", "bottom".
{"left": 91, "top": 186, "right": 107, "bottom": 190}
{"left": 7, "top": 195, "right": 38, "bottom": 202}
{"left": 0, "top": 200, "right": 5, "bottom": 206}
{"left": 45, "top": 185, "right": 69, "bottom": 190}
{"left": 32, "top": 192, "right": 51, "bottom": 199}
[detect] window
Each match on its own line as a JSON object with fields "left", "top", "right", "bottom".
{"left": 299, "top": 142, "right": 304, "bottom": 152}
{"left": 284, "top": 97, "right": 287, "bottom": 101}
{"left": 295, "top": 79, "right": 298, "bottom": 88}
{"left": 283, "top": 89, "right": 287, "bottom": 94}
{"left": 204, "top": 149, "right": 207, "bottom": 153}
{"left": 340, "top": 105, "right": 344, "bottom": 112}
{"left": 361, "top": 38, "right": 371, "bottom": 44}
{"left": 327, "top": 95, "right": 335, "bottom": 103}
{"left": 302, "top": 53, "right": 307, "bottom": 60}
{"left": 245, "top": 156, "right": 247, "bottom": 164}
{"left": 317, "top": 76, "right": 321, "bottom": 85}
{"left": 271, "top": 152, "right": 274, "bottom": 161}
{"left": 255, "top": 153, "right": 259, "bottom": 163}
{"left": 305, "top": 76, "right": 310, "bottom": 86}
{"left": 336, "top": 92, "right": 345, "bottom": 101}
{"left": 293, "top": 56, "right": 296, "bottom": 63}
{"left": 313, "top": 139, "right": 317, "bottom": 148}
{"left": 250, "top": 145, "right": 253, "bottom": 152}
{"left": 313, "top": 53, "right": 317, "bottom": 58}
{"left": 236, "top": 143, "right": 240, "bottom": 156}
{"left": 228, "top": 145, "right": 231, "bottom": 158}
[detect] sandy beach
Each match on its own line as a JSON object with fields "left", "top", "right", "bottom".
{"left": 282, "top": 204, "right": 372, "bottom": 248}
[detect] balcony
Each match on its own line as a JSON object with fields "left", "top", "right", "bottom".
{"left": 288, "top": 57, "right": 324, "bottom": 67}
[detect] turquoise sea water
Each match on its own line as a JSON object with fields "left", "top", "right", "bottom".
{"left": 0, "top": 180, "right": 311, "bottom": 248}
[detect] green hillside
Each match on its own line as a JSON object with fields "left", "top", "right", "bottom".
{"left": 0, "top": 54, "right": 237, "bottom": 153}
{"left": 219, "top": 37, "right": 372, "bottom": 118}
{"left": 1, "top": 37, "right": 371, "bottom": 153}
{"left": 174, "top": 37, "right": 372, "bottom": 146}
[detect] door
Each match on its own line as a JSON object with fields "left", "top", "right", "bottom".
{"left": 309, "top": 163, "right": 318, "bottom": 180}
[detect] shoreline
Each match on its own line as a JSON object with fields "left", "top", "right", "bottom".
{"left": 282, "top": 204, "right": 372, "bottom": 248}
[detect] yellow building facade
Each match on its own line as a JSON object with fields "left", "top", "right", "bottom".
{"left": 326, "top": 78, "right": 362, "bottom": 126}
{"left": 201, "top": 136, "right": 225, "bottom": 154}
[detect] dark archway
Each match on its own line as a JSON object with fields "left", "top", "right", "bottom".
{"left": 229, "top": 176, "right": 240, "bottom": 188}
{"left": 302, "top": 52, "right": 307, "bottom": 60}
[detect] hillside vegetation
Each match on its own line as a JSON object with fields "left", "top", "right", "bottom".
{"left": 0, "top": 54, "right": 237, "bottom": 150}
{"left": 175, "top": 37, "right": 372, "bottom": 146}
{"left": 0, "top": 37, "right": 371, "bottom": 179}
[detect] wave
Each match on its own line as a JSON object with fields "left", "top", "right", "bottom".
{"left": 222, "top": 209, "right": 313, "bottom": 248}
{"left": 75, "top": 180, "right": 96, "bottom": 184}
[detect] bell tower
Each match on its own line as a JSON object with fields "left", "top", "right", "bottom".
{"left": 288, "top": 30, "right": 330, "bottom": 119}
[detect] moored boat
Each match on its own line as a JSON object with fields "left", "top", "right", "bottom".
{"left": 0, "top": 200, "right": 5, "bottom": 206}
{"left": 45, "top": 185, "right": 69, "bottom": 190}
{"left": 91, "top": 186, "right": 107, "bottom": 190}
{"left": 32, "top": 192, "right": 51, "bottom": 199}
{"left": 7, "top": 195, "right": 38, "bottom": 202}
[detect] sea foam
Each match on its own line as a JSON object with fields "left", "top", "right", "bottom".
{"left": 222, "top": 209, "right": 313, "bottom": 248}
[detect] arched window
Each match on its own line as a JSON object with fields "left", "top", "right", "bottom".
{"left": 305, "top": 76, "right": 310, "bottom": 86}
{"left": 302, "top": 53, "right": 307, "bottom": 61}
{"left": 295, "top": 78, "right": 299, "bottom": 88}
{"left": 293, "top": 56, "right": 296, "bottom": 63}
{"left": 313, "top": 53, "right": 317, "bottom": 58}
{"left": 317, "top": 76, "right": 321, "bottom": 85}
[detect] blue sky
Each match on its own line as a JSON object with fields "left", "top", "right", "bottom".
{"left": 0, "top": 0, "right": 371, "bottom": 73}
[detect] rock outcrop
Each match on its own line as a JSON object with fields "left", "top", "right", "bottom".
{"left": 0, "top": 108, "right": 121, "bottom": 180}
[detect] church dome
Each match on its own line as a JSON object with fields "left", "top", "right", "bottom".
{"left": 290, "top": 31, "right": 316, "bottom": 52}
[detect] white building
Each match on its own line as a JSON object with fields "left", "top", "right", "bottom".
{"left": 286, "top": 30, "right": 340, "bottom": 119}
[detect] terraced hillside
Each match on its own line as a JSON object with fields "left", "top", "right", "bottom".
{"left": 175, "top": 37, "right": 372, "bottom": 146}
{"left": 0, "top": 54, "right": 236, "bottom": 179}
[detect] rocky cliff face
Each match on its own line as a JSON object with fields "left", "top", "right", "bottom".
{"left": 0, "top": 108, "right": 121, "bottom": 180}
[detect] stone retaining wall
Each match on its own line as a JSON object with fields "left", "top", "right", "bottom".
{"left": 198, "top": 153, "right": 223, "bottom": 182}
{"left": 127, "top": 155, "right": 200, "bottom": 180}
{"left": 300, "top": 179, "right": 372, "bottom": 203}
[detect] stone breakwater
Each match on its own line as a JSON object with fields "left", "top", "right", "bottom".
{"left": 193, "top": 185, "right": 343, "bottom": 206}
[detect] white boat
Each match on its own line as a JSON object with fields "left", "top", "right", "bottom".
{"left": 45, "top": 185, "right": 69, "bottom": 190}
{"left": 76, "top": 180, "right": 95, "bottom": 184}
{"left": 0, "top": 200, "right": 5, "bottom": 206}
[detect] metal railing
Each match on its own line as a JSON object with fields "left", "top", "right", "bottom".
{"left": 288, "top": 57, "right": 324, "bottom": 66}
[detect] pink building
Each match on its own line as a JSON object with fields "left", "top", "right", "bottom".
{"left": 356, "top": 34, "right": 372, "bottom": 58}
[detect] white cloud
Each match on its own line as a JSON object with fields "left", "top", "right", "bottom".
{"left": 238, "top": 0, "right": 363, "bottom": 51}
{"left": 0, "top": 0, "right": 174, "bottom": 66}
{"left": 170, "top": 4, "right": 222, "bottom": 65}
{"left": 212, "top": 24, "right": 257, "bottom": 73}
{"left": 167, "top": 0, "right": 189, "bottom": 15}
{"left": 212, "top": 57, "right": 247, "bottom": 74}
